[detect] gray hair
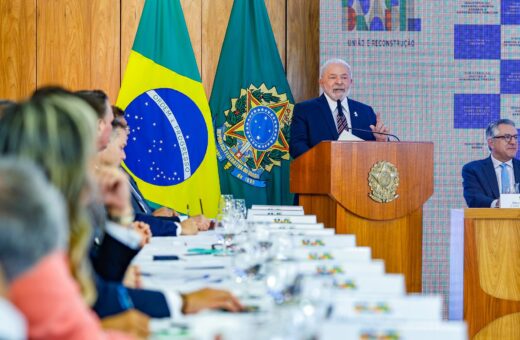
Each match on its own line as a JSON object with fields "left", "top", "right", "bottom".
{"left": 486, "top": 119, "right": 516, "bottom": 140}
{"left": 0, "top": 158, "right": 68, "bottom": 283}
{"left": 319, "top": 58, "right": 353, "bottom": 79}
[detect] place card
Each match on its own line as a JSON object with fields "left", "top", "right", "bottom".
{"left": 247, "top": 209, "right": 305, "bottom": 218}
{"left": 297, "top": 260, "right": 385, "bottom": 276}
{"left": 500, "top": 193, "right": 520, "bottom": 208}
{"left": 292, "top": 247, "right": 371, "bottom": 262}
{"left": 249, "top": 214, "right": 317, "bottom": 223}
{"left": 291, "top": 235, "right": 356, "bottom": 248}
{"left": 332, "top": 295, "right": 443, "bottom": 321}
{"left": 331, "top": 274, "right": 405, "bottom": 295}
{"left": 251, "top": 205, "right": 304, "bottom": 211}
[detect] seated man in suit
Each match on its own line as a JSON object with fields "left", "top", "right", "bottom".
{"left": 462, "top": 118, "right": 520, "bottom": 208}
{"left": 109, "top": 105, "right": 210, "bottom": 236}
{"left": 290, "top": 58, "right": 390, "bottom": 159}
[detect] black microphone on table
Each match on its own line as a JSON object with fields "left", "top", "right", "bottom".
{"left": 346, "top": 126, "right": 400, "bottom": 142}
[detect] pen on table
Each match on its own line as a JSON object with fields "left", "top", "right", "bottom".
{"left": 199, "top": 198, "right": 204, "bottom": 215}
{"left": 184, "top": 274, "right": 210, "bottom": 282}
{"left": 186, "top": 203, "right": 190, "bottom": 217}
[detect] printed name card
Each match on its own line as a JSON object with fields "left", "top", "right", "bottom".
{"left": 251, "top": 205, "right": 304, "bottom": 212}
{"left": 320, "top": 321, "right": 467, "bottom": 340}
{"left": 249, "top": 214, "right": 317, "bottom": 223}
{"left": 297, "top": 260, "right": 385, "bottom": 276}
{"left": 291, "top": 235, "right": 356, "bottom": 248}
{"left": 332, "top": 295, "right": 443, "bottom": 321}
{"left": 267, "top": 223, "right": 325, "bottom": 230}
{"left": 247, "top": 209, "right": 305, "bottom": 218}
{"left": 292, "top": 247, "right": 371, "bottom": 262}
{"left": 500, "top": 193, "right": 520, "bottom": 208}
{"left": 331, "top": 274, "right": 405, "bottom": 295}
{"left": 269, "top": 228, "right": 335, "bottom": 236}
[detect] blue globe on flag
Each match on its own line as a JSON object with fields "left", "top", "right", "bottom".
{"left": 124, "top": 88, "right": 208, "bottom": 186}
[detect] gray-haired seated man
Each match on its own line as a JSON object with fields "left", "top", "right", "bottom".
{"left": 0, "top": 158, "right": 141, "bottom": 339}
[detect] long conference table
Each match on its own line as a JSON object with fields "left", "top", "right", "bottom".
{"left": 132, "top": 205, "right": 467, "bottom": 339}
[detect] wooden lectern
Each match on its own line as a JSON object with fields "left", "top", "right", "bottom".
{"left": 463, "top": 209, "right": 520, "bottom": 339}
{"left": 290, "top": 141, "right": 433, "bottom": 292}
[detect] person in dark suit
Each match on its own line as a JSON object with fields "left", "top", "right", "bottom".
{"left": 462, "top": 119, "right": 520, "bottom": 208}
{"left": 109, "top": 106, "right": 210, "bottom": 236}
{"left": 290, "top": 58, "right": 390, "bottom": 159}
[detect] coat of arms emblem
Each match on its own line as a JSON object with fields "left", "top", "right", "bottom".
{"left": 368, "top": 161, "right": 399, "bottom": 203}
{"left": 215, "top": 84, "right": 293, "bottom": 187}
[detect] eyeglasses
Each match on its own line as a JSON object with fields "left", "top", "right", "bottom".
{"left": 493, "top": 134, "right": 519, "bottom": 142}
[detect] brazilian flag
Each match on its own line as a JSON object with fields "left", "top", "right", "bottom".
{"left": 210, "top": 0, "right": 294, "bottom": 207}
{"left": 117, "top": 0, "right": 220, "bottom": 217}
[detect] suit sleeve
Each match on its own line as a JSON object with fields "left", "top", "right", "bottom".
{"left": 462, "top": 163, "right": 495, "bottom": 208}
{"left": 90, "top": 233, "right": 139, "bottom": 282}
{"left": 289, "top": 103, "right": 311, "bottom": 159}
{"left": 92, "top": 276, "right": 171, "bottom": 319}
{"left": 134, "top": 213, "right": 179, "bottom": 236}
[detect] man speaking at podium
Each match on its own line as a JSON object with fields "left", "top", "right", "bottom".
{"left": 462, "top": 119, "right": 520, "bottom": 208}
{"left": 289, "top": 58, "right": 390, "bottom": 159}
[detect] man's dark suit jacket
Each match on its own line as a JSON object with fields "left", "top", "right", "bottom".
{"left": 88, "top": 202, "right": 171, "bottom": 318}
{"left": 128, "top": 174, "right": 180, "bottom": 236}
{"left": 462, "top": 156, "right": 520, "bottom": 207}
{"left": 289, "top": 94, "right": 377, "bottom": 159}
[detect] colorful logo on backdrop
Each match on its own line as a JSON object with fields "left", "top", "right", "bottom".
{"left": 216, "top": 84, "right": 292, "bottom": 187}
{"left": 342, "top": 0, "right": 421, "bottom": 31}
{"left": 124, "top": 88, "right": 208, "bottom": 186}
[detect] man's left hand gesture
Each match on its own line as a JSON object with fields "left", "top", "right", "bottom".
{"left": 369, "top": 112, "right": 390, "bottom": 142}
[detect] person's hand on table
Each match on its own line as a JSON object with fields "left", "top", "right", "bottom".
{"left": 181, "top": 288, "right": 243, "bottom": 314}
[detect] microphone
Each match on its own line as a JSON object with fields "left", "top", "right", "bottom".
{"left": 346, "top": 126, "right": 400, "bottom": 142}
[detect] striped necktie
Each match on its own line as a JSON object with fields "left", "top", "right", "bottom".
{"left": 336, "top": 99, "right": 348, "bottom": 134}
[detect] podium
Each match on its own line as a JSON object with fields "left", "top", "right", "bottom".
{"left": 290, "top": 141, "right": 433, "bottom": 292}
{"left": 463, "top": 209, "right": 520, "bottom": 339}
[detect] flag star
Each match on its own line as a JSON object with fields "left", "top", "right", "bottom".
{"left": 159, "top": 140, "right": 163, "bottom": 144}
{"left": 149, "top": 167, "right": 153, "bottom": 171}
{"left": 137, "top": 127, "right": 141, "bottom": 130}
{"left": 159, "top": 148, "right": 162, "bottom": 151}
{"left": 134, "top": 115, "right": 139, "bottom": 119}
{"left": 174, "top": 172, "right": 177, "bottom": 176}
{"left": 148, "top": 149, "right": 152, "bottom": 153}
{"left": 133, "top": 137, "right": 137, "bottom": 141}
{"left": 153, "top": 122, "right": 156, "bottom": 126}
{"left": 145, "top": 102, "right": 149, "bottom": 106}
{"left": 152, "top": 161, "right": 155, "bottom": 165}
{"left": 186, "top": 135, "right": 190, "bottom": 139}
{"left": 137, "top": 159, "right": 141, "bottom": 162}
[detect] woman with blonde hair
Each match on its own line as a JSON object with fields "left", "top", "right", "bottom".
{"left": 0, "top": 90, "right": 148, "bottom": 339}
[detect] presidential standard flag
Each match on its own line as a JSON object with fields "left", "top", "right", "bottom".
{"left": 210, "top": 0, "right": 294, "bottom": 207}
{"left": 116, "top": 0, "right": 220, "bottom": 217}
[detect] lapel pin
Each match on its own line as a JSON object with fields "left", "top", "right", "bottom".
{"left": 353, "top": 112, "right": 358, "bottom": 117}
